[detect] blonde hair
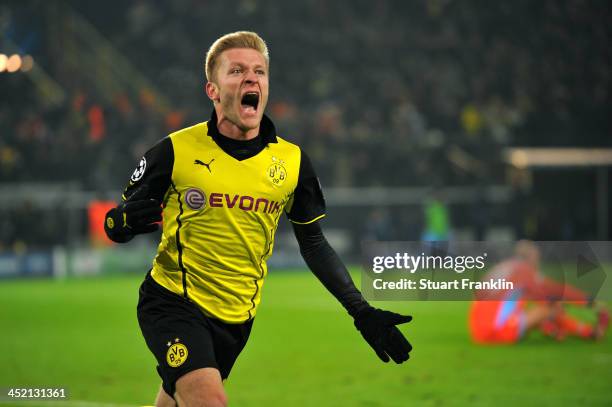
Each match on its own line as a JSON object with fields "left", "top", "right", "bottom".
{"left": 205, "top": 31, "right": 269, "bottom": 82}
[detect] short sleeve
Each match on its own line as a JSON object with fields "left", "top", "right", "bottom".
{"left": 285, "top": 150, "right": 326, "bottom": 224}
{"left": 121, "top": 137, "right": 174, "bottom": 204}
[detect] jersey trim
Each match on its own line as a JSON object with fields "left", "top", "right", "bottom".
{"left": 247, "top": 279, "right": 259, "bottom": 320}
{"left": 288, "top": 213, "right": 326, "bottom": 225}
{"left": 171, "top": 181, "right": 189, "bottom": 299}
{"left": 285, "top": 149, "right": 326, "bottom": 223}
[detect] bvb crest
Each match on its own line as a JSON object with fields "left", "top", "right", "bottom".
{"left": 166, "top": 338, "right": 188, "bottom": 368}
{"left": 267, "top": 156, "right": 287, "bottom": 186}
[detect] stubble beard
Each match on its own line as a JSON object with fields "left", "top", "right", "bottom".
{"left": 220, "top": 94, "right": 257, "bottom": 132}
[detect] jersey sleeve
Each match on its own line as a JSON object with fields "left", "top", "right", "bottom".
{"left": 285, "top": 149, "right": 326, "bottom": 224}
{"left": 121, "top": 137, "right": 174, "bottom": 204}
{"left": 292, "top": 221, "right": 369, "bottom": 317}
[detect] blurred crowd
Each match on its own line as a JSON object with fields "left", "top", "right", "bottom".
{"left": 1, "top": 0, "right": 610, "bottom": 250}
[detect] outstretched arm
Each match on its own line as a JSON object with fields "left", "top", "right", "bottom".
{"left": 292, "top": 220, "right": 413, "bottom": 363}
{"left": 292, "top": 221, "right": 367, "bottom": 316}
{"left": 537, "top": 276, "right": 590, "bottom": 304}
{"left": 287, "top": 150, "right": 412, "bottom": 363}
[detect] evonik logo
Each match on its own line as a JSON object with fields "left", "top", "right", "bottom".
{"left": 207, "top": 192, "right": 282, "bottom": 214}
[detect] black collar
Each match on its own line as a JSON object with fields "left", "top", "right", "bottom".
{"left": 206, "top": 110, "right": 278, "bottom": 161}
{"left": 207, "top": 110, "right": 278, "bottom": 145}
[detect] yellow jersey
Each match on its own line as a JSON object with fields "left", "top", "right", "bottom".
{"left": 120, "top": 112, "right": 325, "bottom": 323}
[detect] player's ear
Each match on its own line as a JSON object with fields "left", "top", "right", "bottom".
{"left": 206, "top": 82, "right": 220, "bottom": 103}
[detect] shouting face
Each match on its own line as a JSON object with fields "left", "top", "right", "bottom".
{"left": 206, "top": 48, "right": 269, "bottom": 139}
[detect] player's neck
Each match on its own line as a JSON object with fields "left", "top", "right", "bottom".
{"left": 216, "top": 114, "right": 260, "bottom": 141}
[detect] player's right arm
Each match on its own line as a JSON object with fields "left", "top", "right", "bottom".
{"left": 104, "top": 138, "right": 174, "bottom": 243}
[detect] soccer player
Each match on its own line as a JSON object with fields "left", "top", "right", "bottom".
{"left": 104, "top": 31, "right": 412, "bottom": 407}
{"left": 469, "top": 240, "right": 609, "bottom": 344}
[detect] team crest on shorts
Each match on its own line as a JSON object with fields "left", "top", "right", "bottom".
{"left": 185, "top": 188, "right": 206, "bottom": 210}
{"left": 130, "top": 157, "right": 147, "bottom": 182}
{"left": 166, "top": 338, "right": 188, "bottom": 368}
{"left": 267, "top": 156, "right": 287, "bottom": 186}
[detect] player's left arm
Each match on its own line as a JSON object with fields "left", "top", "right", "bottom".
{"left": 287, "top": 150, "right": 412, "bottom": 364}
{"left": 537, "top": 275, "right": 590, "bottom": 304}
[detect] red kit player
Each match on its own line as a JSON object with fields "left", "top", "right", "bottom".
{"left": 469, "top": 241, "right": 609, "bottom": 344}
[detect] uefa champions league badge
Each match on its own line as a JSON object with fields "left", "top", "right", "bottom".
{"left": 130, "top": 157, "right": 147, "bottom": 182}
{"left": 267, "top": 156, "right": 287, "bottom": 186}
{"left": 166, "top": 338, "right": 188, "bottom": 368}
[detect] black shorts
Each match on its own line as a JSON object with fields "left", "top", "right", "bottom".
{"left": 137, "top": 272, "right": 253, "bottom": 397}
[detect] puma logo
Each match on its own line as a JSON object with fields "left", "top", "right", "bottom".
{"left": 194, "top": 159, "right": 214, "bottom": 173}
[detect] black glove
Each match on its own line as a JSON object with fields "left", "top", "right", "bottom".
{"left": 104, "top": 186, "right": 162, "bottom": 243}
{"left": 354, "top": 307, "right": 412, "bottom": 363}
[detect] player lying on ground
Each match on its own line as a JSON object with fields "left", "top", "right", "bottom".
{"left": 104, "top": 31, "right": 412, "bottom": 407}
{"left": 469, "top": 240, "right": 609, "bottom": 344}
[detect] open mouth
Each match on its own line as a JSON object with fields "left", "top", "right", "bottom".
{"left": 241, "top": 92, "right": 259, "bottom": 114}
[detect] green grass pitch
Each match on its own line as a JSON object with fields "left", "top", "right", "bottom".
{"left": 0, "top": 271, "right": 611, "bottom": 406}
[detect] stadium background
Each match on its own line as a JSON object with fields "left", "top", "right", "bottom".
{"left": 1, "top": 1, "right": 611, "bottom": 406}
